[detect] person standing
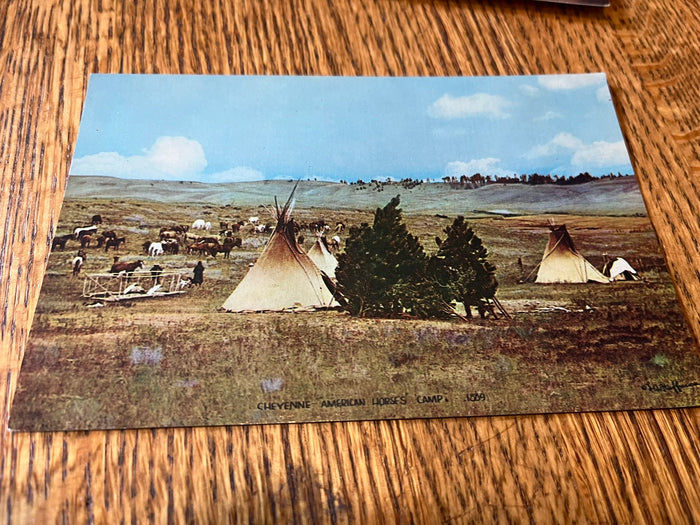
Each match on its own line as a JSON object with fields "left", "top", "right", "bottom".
{"left": 192, "top": 261, "right": 205, "bottom": 286}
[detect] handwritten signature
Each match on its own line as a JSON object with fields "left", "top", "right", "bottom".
{"left": 641, "top": 380, "right": 700, "bottom": 394}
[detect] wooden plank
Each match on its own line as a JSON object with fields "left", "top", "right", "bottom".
{"left": 2, "top": 0, "right": 700, "bottom": 521}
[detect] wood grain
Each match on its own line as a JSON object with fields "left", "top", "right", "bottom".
{"left": 2, "top": 0, "right": 700, "bottom": 521}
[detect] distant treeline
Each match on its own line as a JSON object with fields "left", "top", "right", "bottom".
{"left": 332, "top": 172, "right": 634, "bottom": 191}
{"left": 466, "top": 172, "right": 635, "bottom": 187}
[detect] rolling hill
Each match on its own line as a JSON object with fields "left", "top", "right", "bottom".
{"left": 65, "top": 175, "right": 648, "bottom": 216}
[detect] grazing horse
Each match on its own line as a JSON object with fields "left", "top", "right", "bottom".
{"left": 91, "top": 214, "right": 103, "bottom": 225}
{"left": 159, "top": 230, "right": 180, "bottom": 241}
{"left": 162, "top": 239, "right": 179, "bottom": 254}
{"left": 308, "top": 220, "right": 327, "bottom": 232}
{"left": 329, "top": 235, "right": 341, "bottom": 251}
{"left": 105, "top": 236, "right": 126, "bottom": 252}
{"left": 216, "top": 237, "right": 241, "bottom": 258}
{"left": 72, "top": 250, "right": 87, "bottom": 277}
{"left": 52, "top": 233, "right": 73, "bottom": 250}
{"left": 148, "top": 242, "right": 164, "bottom": 257}
{"left": 188, "top": 241, "right": 220, "bottom": 257}
{"left": 73, "top": 225, "right": 97, "bottom": 239}
{"left": 110, "top": 259, "right": 144, "bottom": 275}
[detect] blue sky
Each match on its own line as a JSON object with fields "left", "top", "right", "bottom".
{"left": 70, "top": 73, "right": 634, "bottom": 183}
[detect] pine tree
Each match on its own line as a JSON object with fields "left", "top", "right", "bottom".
{"left": 335, "top": 222, "right": 376, "bottom": 316}
{"left": 429, "top": 216, "right": 498, "bottom": 318}
{"left": 336, "top": 196, "right": 428, "bottom": 317}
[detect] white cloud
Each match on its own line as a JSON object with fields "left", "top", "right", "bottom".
{"left": 428, "top": 93, "right": 511, "bottom": 119}
{"left": 70, "top": 151, "right": 138, "bottom": 176}
{"left": 551, "top": 132, "right": 584, "bottom": 150}
{"left": 71, "top": 136, "right": 207, "bottom": 180}
{"left": 525, "top": 132, "right": 581, "bottom": 159}
{"left": 571, "top": 140, "right": 630, "bottom": 168}
{"left": 71, "top": 140, "right": 265, "bottom": 182}
{"left": 534, "top": 110, "right": 564, "bottom": 122}
{"left": 445, "top": 158, "right": 515, "bottom": 177}
{"left": 537, "top": 73, "right": 606, "bottom": 91}
{"left": 526, "top": 132, "right": 630, "bottom": 169}
{"left": 210, "top": 166, "right": 264, "bottom": 183}
{"left": 520, "top": 85, "right": 540, "bottom": 97}
{"left": 145, "top": 136, "right": 207, "bottom": 177}
{"left": 70, "top": 136, "right": 267, "bottom": 183}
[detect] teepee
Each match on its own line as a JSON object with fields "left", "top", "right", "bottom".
{"left": 221, "top": 186, "right": 338, "bottom": 312}
{"left": 535, "top": 224, "right": 608, "bottom": 284}
{"left": 603, "top": 257, "right": 640, "bottom": 281}
{"left": 307, "top": 235, "right": 338, "bottom": 278}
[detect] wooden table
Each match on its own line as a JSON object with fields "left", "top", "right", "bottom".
{"left": 2, "top": 0, "right": 700, "bottom": 521}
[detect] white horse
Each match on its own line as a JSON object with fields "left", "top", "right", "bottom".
{"left": 73, "top": 225, "right": 97, "bottom": 239}
{"left": 148, "top": 242, "right": 164, "bottom": 257}
{"left": 329, "top": 235, "right": 341, "bottom": 250}
{"left": 72, "top": 255, "right": 85, "bottom": 276}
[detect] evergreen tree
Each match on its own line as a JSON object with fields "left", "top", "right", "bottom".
{"left": 336, "top": 196, "right": 428, "bottom": 317}
{"left": 429, "top": 216, "right": 498, "bottom": 318}
{"left": 337, "top": 202, "right": 499, "bottom": 320}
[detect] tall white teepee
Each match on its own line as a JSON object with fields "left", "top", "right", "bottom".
{"left": 535, "top": 225, "right": 608, "bottom": 284}
{"left": 221, "top": 187, "right": 338, "bottom": 312}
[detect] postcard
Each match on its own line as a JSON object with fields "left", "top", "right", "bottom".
{"left": 10, "top": 73, "right": 700, "bottom": 431}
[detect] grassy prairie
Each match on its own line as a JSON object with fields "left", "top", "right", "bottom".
{"left": 10, "top": 180, "right": 700, "bottom": 431}
{"left": 65, "top": 175, "right": 648, "bottom": 215}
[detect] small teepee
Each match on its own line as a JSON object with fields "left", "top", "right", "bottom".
{"left": 535, "top": 224, "right": 608, "bottom": 284}
{"left": 307, "top": 234, "right": 338, "bottom": 278}
{"left": 603, "top": 257, "right": 640, "bottom": 281}
{"left": 221, "top": 186, "right": 338, "bottom": 312}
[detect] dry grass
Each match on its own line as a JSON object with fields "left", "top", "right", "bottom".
{"left": 10, "top": 191, "right": 700, "bottom": 431}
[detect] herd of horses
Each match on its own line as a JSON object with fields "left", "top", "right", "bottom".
{"left": 55, "top": 214, "right": 346, "bottom": 279}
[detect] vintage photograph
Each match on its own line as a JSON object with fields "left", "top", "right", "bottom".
{"left": 10, "top": 73, "right": 700, "bottom": 431}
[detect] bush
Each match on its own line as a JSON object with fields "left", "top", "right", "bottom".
{"left": 336, "top": 196, "right": 429, "bottom": 317}
{"left": 429, "top": 216, "right": 498, "bottom": 318}
{"left": 337, "top": 199, "right": 498, "bottom": 320}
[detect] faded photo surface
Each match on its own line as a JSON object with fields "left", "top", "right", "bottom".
{"left": 10, "top": 74, "right": 700, "bottom": 431}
